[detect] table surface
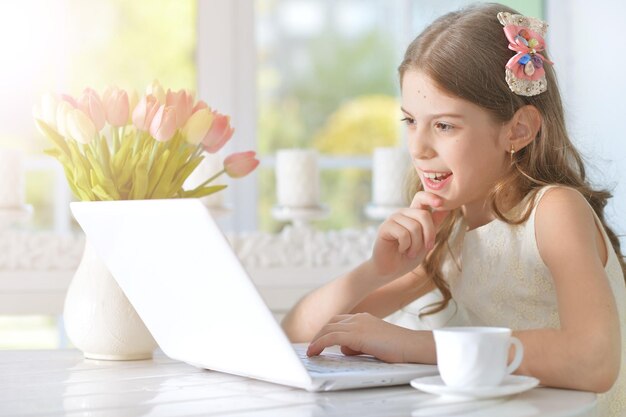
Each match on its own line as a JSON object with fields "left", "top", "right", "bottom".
{"left": 0, "top": 349, "right": 597, "bottom": 417}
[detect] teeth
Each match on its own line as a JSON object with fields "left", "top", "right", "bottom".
{"left": 423, "top": 172, "right": 451, "bottom": 180}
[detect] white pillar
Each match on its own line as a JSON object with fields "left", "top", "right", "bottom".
{"left": 197, "top": 0, "right": 257, "bottom": 232}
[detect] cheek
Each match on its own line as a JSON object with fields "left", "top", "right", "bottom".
{"left": 448, "top": 142, "right": 476, "bottom": 171}
{"left": 451, "top": 142, "right": 506, "bottom": 181}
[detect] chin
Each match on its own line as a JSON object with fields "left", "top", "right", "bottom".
{"left": 435, "top": 195, "right": 463, "bottom": 212}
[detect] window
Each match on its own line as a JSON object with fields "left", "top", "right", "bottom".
{"left": 256, "top": 0, "right": 406, "bottom": 231}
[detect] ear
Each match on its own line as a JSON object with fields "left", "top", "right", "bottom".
{"left": 505, "top": 105, "right": 542, "bottom": 153}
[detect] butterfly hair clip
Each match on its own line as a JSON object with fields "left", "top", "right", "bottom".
{"left": 497, "top": 12, "right": 554, "bottom": 97}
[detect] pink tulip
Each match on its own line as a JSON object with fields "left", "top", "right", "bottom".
{"left": 102, "top": 87, "right": 129, "bottom": 127}
{"left": 166, "top": 89, "right": 194, "bottom": 128}
{"left": 149, "top": 104, "right": 178, "bottom": 142}
{"left": 146, "top": 80, "right": 166, "bottom": 104}
{"left": 223, "top": 151, "right": 259, "bottom": 178}
{"left": 77, "top": 88, "right": 106, "bottom": 131}
{"left": 201, "top": 111, "right": 234, "bottom": 153}
{"left": 192, "top": 100, "right": 209, "bottom": 114}
{"left": 132, "top": 94, "right": 160, "bottom": 131}
{"left": 66, "top": 108, "right": 97, "bottom": 144}
{"left": 183, "top": 108, "right": 213, "bottom": 145}
{"left": 60, "top": 94, "right": 78, "bottom": 108}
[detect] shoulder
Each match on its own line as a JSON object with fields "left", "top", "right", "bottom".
{"left": 533, "top": 186, "right": 603, "bottom": 270}
{"left": 534, "top": 186, "right": 592, "bottom": 222}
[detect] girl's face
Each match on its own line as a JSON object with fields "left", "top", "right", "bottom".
{"left": 401, "top": 70, "right": 511, "bottom": 218}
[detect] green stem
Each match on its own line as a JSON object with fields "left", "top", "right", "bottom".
{"left": 147, "top": 140, "right": 159, "bottom": 172}
{"left": 89, "top": 139, "right": 98, "bottom": 156}
{"left": 197, "top": 169, "right": 226, "bottom": 188}
{"left": 191, "top": 144, "right": 204, "bottom": 161}
{"left": 132, "top": 131, "right": 144, "bottom": 155}
{"left": 111, "top": 125, "right": 118, "bottom": 154}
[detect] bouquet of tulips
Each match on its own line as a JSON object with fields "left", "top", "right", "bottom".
{"left": 33, "top": 81, "right": 259, "bottom": 201}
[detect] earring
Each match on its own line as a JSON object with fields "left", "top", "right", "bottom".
{"left": 510, "top": 145, "right": 516, "bottom": 162}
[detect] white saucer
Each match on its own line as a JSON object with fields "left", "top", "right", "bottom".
{"left": 410, "top": 375, "right": 539, "bottom": 399}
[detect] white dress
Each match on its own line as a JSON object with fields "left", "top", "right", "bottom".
{"left": 389, "top": 186, "right": 626, "bottom": 416}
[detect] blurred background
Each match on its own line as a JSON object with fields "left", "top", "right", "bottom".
{"left": 0, "top": 0, "right": 624, "bottom": 347}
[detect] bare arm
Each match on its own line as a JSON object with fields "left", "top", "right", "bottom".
{"left": 349, "top": 265, "right": 435, "bottom": 317}
{"left": 282, "top": 263, "right": 435, "bottom": 343}
{"left": 282, "top": 192, "right": 448, "bottom": 343}
{"left": 508, "top": 188, "right": 620, "bottom": 393}
{"left": 281, "top": 259, "right": 383, "bottom": 343}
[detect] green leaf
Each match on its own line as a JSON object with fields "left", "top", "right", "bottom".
{"left": 98, "top": 136, "right": 112, "bottom": 178}
{"left": 168, "top": 155, "right": 203, "bottom": 197}
{"left": 60, "top": 164, "right": 84, "bottom": 200}
{"left": 112, "top": 134, "right": 133, "bottom": 175}
{"left": 43, "top": 148, "right": 62, "bottom": 159}
{"left": 130, "top": 157, "right": 149, "bottom": 200}
{"left": 92, "top": 184, "right": 114, "bottom": 201}
{"left": 76, "top": 189, "right": 92, "bottom": 201}
{"left": 72, "top": 168, "right": 93, "bottom": 201}
{"left": 150, "top": 149, "right": 181, "bottom": 199}
{"left": 181, "top": 184, "right": 227, "bottom": 198}
{"left": 74, "top": 166, "right": 91, "bottom": 193}
{"left": 146, "top": 149, "right": 170, "bottom": 197}
{"left": 117, "top": 152, "right": 141, "bottom": 199}
{"left": 159, "top": 141, "right": 193, "bottom": 196}
{"left": 87, "top": 158, "right": 121, "bottom": 200}
{"left": 148, "top": 141, "right": 166, "bottom": 172}
{"left": 67, "top": 140, "right": 90, "bottom": 175}
{"left": 35, "top": 119, "right": 71, "bottom": 157}
{"left": 85, "top": 147, "right": 101, "bottom": 183}
{"left": 68, "top": 145, "right": 95, "bottom": 201}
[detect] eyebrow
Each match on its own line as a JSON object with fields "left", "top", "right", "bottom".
{"left": 400, "top": 107, "right": 465, "bottom": 120}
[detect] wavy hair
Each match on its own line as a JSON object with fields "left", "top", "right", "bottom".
{"left": 398, "top": 2, "right": 626, "bottom": 315}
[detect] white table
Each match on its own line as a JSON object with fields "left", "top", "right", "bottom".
{"left": 0, "top": 350, "right": 596, "bottom": 417}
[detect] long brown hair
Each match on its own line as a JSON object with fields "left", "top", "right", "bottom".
{"left": 398, "top": 3, "right": 626, "bottom": 315}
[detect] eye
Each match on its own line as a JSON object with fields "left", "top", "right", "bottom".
{"left": 400, "top": 116, "right": 416, "bottom": 126}
{"left": 434, "top": 121, "right": 454, "bottom": 132}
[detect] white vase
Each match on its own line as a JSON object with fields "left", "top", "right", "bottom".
{"left": 63, "top": 241, "right": 157, "bottom": 360}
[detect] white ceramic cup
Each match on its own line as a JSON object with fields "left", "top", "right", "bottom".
{"left": 433, "top": 327, "right": 524, "bottom": 388}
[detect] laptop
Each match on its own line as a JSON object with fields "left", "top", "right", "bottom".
{"left": 70, "top": 199, "right": 438, "bottom": 391}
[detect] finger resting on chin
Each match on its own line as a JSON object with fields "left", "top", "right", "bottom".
{"left": 410, "top": 191, "right": 441, "bottom": 210}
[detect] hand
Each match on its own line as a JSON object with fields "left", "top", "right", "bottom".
{"left": 371, "top": 191, "right": 449, "bottom": 280}
{"left": 306, "top": 312, "right": 417, "bottom": 363}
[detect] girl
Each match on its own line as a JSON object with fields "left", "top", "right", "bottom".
{"left": 281, "top": 3, "right": 626, "bottom": 416}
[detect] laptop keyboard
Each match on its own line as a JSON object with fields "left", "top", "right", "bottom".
{"left": 297, "top": 350, "right": 394, "bottom": 374}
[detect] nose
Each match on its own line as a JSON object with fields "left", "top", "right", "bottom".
{"left": 408, "top": 130, "right": 436, "bottom": 160}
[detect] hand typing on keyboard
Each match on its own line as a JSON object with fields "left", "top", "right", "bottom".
{"left": 306, "top": 312, "right": 425, "bottom": 364}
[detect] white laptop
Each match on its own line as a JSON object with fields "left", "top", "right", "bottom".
{"left": 70, "top": 199, "right": 438, "bottom": 392}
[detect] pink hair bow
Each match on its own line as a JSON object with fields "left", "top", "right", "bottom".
{"left": 502, "top": 25, "right": 553, "bottom": 81}
{"left": 497, "top": 12, "right": 553, "bottom": 96}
